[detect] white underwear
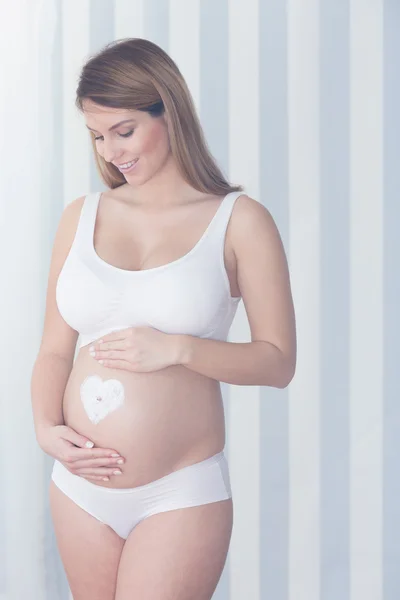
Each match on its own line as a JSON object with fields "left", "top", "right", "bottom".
{"left": 50, "top": 451, "right": 232, "bottom": 539}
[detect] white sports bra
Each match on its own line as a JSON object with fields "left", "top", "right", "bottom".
{"left": 56, "top": 190, "right": 242, "bottom": 349}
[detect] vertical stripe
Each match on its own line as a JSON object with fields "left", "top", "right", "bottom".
{"left": 200, "top": 2, "right": 230, "bottom": 598}
{"left": 62, "top": 7, "right": 91, "bottom": 598}
{"left": 0, "top": 0, "right": 60, "bottom": 597}
{"left": 89, "top": 0, "right": 115, "bottom": 192}
{"left": 62, "top": 0, "right": 91, "bottom": 207}
{"left": 0, "top": 1, "right": 10, "bottom": 593}
{"left": 383, "top": 2, "right": 400, "bottom": 599}
{"left": 169, "top": 0, "right": 201, "bottom": 113}
{"left": 0, "top": 5, "right": 14, "bottom": 597}
{"left": 143, "top": 0, "right": 169, "bottom": 51}
{"left": 89, "top": 0, "right": 115, "bottom": 191}
{"left": 114, "top": 0, "right": 145, "bottom": 40}
{"left": 44, "top": 1, "right": 72, "bottom": 594}
{"left": 319, "top": 2, "right": 350, "bottom": 600}
{"left": 259, "top": 1, "right": 289, "bottom": 599}
{"left": 2, "top": 2, "right": 397, "bottom": 598}
{"left": 90, "top": 0, "right": 114, "bottom": 51}
{"left": 350, "top": 2, "right": 384, "bottom": 600}
{"left": 200, "top": 0, "right": 229, "bottom": 177}
{"left": 287, "top": 0, "right": 320, "bottom": 598}
{"left": 0, "top": 419, "right": 5, "bottom": 594}
{"left": 228, "top": 1, "right": 260, "bottom": 599}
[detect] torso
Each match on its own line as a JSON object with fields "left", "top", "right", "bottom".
{"left": 61, "top": 185, "right": 241, "bottom": 488}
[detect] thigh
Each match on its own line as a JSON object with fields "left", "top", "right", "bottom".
{"left": 115, "top": 498, "right": 233, "bottom": 600}
{"left": 49, "top": 481, "right": 125, "bottom": 600}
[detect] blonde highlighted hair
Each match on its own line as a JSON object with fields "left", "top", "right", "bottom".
{"left": 76, "top": 37, "right": 243, "bottom": 195}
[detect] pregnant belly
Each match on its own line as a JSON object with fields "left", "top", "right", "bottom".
{"left": 62, "top": 345, "right": 226, "bottom": 488}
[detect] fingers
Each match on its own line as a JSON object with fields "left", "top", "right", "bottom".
{"left": 75, "top": 467, "right": 122, "bottom": 477}
{"left": 65, "top": 447, "right": 123, "bottom": 462}
{"left": 60, "top": 461, "right": 123, "bottom": 479}
{"left": 70, "top": 456, "right": 125, "bottom": 469}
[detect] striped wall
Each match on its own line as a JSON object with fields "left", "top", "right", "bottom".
{"left": 0, "top": 0, "right": 398, "bottom": 598}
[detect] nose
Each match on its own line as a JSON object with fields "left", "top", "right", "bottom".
{"left": 101, "top": 138, "right": 123, "bottom": 164}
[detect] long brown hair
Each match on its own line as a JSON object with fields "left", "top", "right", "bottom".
{"left": 76, "top": 37, "right": 243, "bottom": 195}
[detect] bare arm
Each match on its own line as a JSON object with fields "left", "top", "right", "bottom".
{"left": 176, "top": 195, "right": 297, "bottom": 388}
{"left": 177, "top": 337, "right": 290, "bottom": 387}
{"left": 31, "top": 353, "right": 72, "bottom": 441}
{"left": 30, "top": 196, "right": 130, "bottom": 480}
{"left": 30, "top": 196, "right": 84, "bottom": 443}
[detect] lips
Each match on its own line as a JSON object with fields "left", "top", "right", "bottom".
{"left": 116, "top": 158, "right": 138, "bottom": 168}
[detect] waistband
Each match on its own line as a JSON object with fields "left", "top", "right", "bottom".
{"left": 51, "top": 450, "right": 228, "bottom": 495}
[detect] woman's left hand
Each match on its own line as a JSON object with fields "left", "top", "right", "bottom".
{"left": 88, "top": 326, "right": 184, "bottom": 373}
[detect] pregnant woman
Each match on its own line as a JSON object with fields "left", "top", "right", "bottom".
{"left": 31, "top": 38, "right": 296, "bottom": 600}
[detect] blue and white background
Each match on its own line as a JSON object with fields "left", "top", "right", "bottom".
{"left": 0, "top": 0, "right": 398, "bottom": 599}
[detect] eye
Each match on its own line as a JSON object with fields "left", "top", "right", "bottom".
{"left": 93, "top": 130, "right": 134, "bottom": 141}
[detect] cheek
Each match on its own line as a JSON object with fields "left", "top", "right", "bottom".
{"left": 140, "top": 123, "right": 169, "bottom": 158}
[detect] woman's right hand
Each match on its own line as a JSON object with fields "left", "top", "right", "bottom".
{"left": 37, "top": 424, "right": 125, "bottom": 482}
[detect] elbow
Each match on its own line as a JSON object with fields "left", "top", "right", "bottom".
{"left": 276, "top": 372, "right": 294, "bottom": 389}
{"left": 275, "top": 357, "right": 296, "bottom": 389}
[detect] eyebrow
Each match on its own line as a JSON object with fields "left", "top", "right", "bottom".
{"left": 85, "top": 119, "right": 136, "bottom": 133}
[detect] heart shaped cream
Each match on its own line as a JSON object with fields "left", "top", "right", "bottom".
{"left": 80, "top": 375, "right": 125, "bottom": 425}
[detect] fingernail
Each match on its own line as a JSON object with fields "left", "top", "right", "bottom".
{"left": 85, "top": 441, "right": 94, "bottom": 448}
{"left": 113, "top": 470, "right": 122, "bottom": 475}
{"left": 111, "top": 454, "right": 120, "bottom": 457}
{"left": 117, "top": 459, "right": 124, "bottom": 464}
{"left": 103, "top": 477, "right": 109, "bottom": 481}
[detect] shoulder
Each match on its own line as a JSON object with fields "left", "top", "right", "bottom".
{"left": 232, "top": 193, "right": 274, "bottom": 222}
{"left": 63, "top": 194, "right": 86, "bottom": 219}
{"left": 54, "top": 194, "right": 87, "bottom": 248}
{"left": 230, "top": 193, "right": 282, "bottom": 257}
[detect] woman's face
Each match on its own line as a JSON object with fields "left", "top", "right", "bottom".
{"left": 82, "top": 100, "right": 172, "bottom": 184}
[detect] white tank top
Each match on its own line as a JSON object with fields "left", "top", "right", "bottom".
{"left": 56, "top": 190, "right": 242, "bottom": 349}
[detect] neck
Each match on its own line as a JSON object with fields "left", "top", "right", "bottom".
{"left": 121, "top": 155, "right": 201, "bottom": 209}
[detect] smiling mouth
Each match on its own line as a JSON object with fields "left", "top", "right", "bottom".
{"left": 116, "top": 158, "right": 139, "bottom": 172}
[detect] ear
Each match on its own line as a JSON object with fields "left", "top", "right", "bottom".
{"left": 161, "top": 112, "right": 167, "bottom": 126}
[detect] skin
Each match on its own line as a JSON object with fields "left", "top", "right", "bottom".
{"left": 50, "top": 100, "right": 238, "bottom": 599}
{"left": 50, "top": 100, "right": 296, "bottom": 599}
{"left": 84, "top": 99, "right": 209, "bottom": 209}
{"left": 59, "top": 101, "right": 239, "bottom": 487}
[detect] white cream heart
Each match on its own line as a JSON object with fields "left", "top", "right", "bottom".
{"left": 80, "top": 375, "right": 125, "bottom": 425}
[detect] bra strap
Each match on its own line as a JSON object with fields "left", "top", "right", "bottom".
{"left": 207, "top": 191, "right": 244, "bottom": 246}
{"left": 73, "top": 192, "right": 99, "bottom": 254}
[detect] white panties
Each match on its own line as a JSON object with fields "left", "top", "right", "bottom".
{"left": 50, "top": 451, "right": 232, "bottom": 539}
